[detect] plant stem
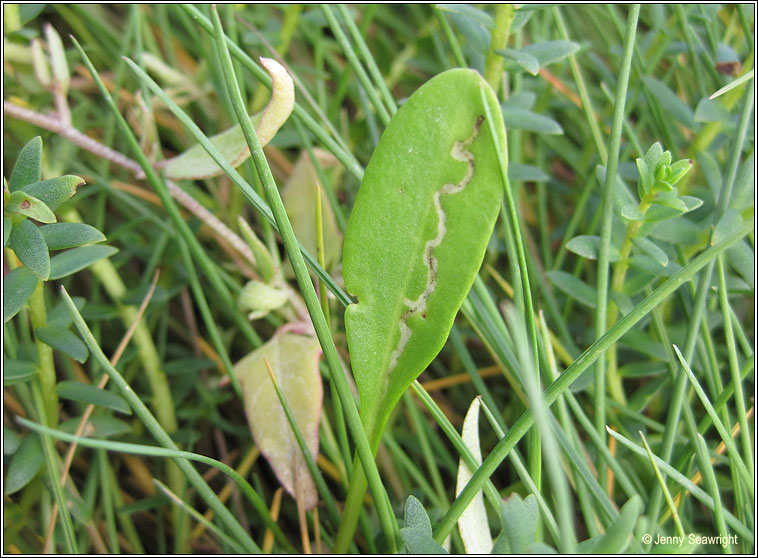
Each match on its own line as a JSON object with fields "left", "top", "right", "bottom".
{"left": 484, "top": 4, "right": 514, "bottom": 94}
{"left": 27, "top": 281, "right": 58, "bottom": 426}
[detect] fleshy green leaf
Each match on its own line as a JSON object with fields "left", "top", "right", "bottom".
{"left": 496, "top": 493, "right": 540, "bottom": 554}
{"left": 726, "top": 240, "right": 754, "bottom": 288}
{"left": 565, "top": 235, "right": 620, "bottom": 261}
{"left": 576, "top": 495, "right": 641, "bottom": 553}
{"left": 343, "top": 69, "right": 506, "bottom": 446}
{"left": 9, "top": 219, "right": 50, "bottom": 279}
{"left": 3, "top": 266, "right": 39, "bottom": 322}
{"left": 234, "top": 332, "right": 322, "bottom": 510}
{"left": 56, "top": 381, "right": 131, "bottom": 414}
{"left": 237, "top": 280, "right": 289, "bottom": 320}
{"left": 546, "top": 270, "right": 597, "bottom": 308}
{"left": 40, "top": 223, "right": 106, "bottom": 250}
{"left": 6, "top": 190, "right": 56, "bottom": 223}
{"left": 3, "top": 359, "right": 39, "bottom": 385}
{"left": 495, "top": 48, "right": 540, "bottom": 75}
{"left": 161, "top": 57, "right": 294, "bottom": 180}
{"left": 9, "top": 136, "right": 42, "bottom": 192}
{"left": 520, "top": 40, "right": 580, "bottom": 67}
{"left": 694, "top": 97, "right": 732, "bottom": 123}
{"left": 405, "top": 494, "right": 433, "bottom": 534}
{"left": 22, "top": 175, "right": 85, "bottom": 210}
{"left": 712, "top": 208, "right": 744, "bottom": 246}
{"left": 456, "top": 398, "right": 493, "bottom": 554}
{"left": 642, "top": 77, "right": 698, "bottom": 130}
{"left": 59, "top": 415, "right": 132, "bottom": 439}
{"left": 508, "top": 163, "right": 550, "bottom": 182}
{"left": 401, "top": 495, "right": 449, "bottom": 554}
{"left": 501, "top": 105, "right": 563, "bottom": 134}
{"left": 4, "top": 217, "right": 12, "bottom": 246}
{"left": 49, "top": 245, "right": 119, "bottom": 280}
{"left": 36, "top": 326, "right": 89, "bottom": 363}
{"left": 4, "top": 426, "right": 22, "bottom": 455}
{"left": 631, "top": 236, "right": 668, "bottom": 267}
{"left": 4, "top": 433, "right": 44, "bottom": 494}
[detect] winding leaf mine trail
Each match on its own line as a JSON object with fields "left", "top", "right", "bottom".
{"left": 387, "top": 115, "right": 485, "bottom": 374}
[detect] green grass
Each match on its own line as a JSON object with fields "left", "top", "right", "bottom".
{"left": 3, "top": 4, "right": 754, "bottom": 554}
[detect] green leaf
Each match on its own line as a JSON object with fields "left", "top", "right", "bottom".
{"left": 647, "top": 218, "right": 704, "bottom": 245}
{"left": 343, "top": 69, "right": 506, "bottom": 446}
{"left": 36, "top": 326, "right": 89, "bottom": 363}
{"left": 520, "top": 40, "right": 580, "bottom": 67}
{"left": 3, "top": 359, "right": 38, "bottom": 385}
{"left": 726, "top": 240, "right": 754, "bottom": 288}
{"left": 59, "top": 415, "right": 133, "bottom": 439}
{"left": 237, "top": 280, "right": 289, "bottom": 320}
{"left": 56, "top": 381, "right": 131, "bottom": 414}
{"left": 628, "top": 254, "right": 681, "bottom": 277}
{"left": 712, "top": 208, "right": 744, "bottom": 246}
{"left": 435, "top": 4, "right": 493, "bottom": 29}
{"left": 3, "top": 266, "right": 39, "bottom": 322}
{"left": 9, "top": 219, "right": 50, "bottom": 279}
{"left": 565, "top": 235, "right": 620, "bottom": 261}
{"left": 40, "top": 223, "right": 106, "bottom": 250}
{"left": 546, "top": 270, "right": 597, "bottom": 308}
{"left": 4, "top": 217, "right": 12, "bottom": 246}
{"left": 49, "top": 245, "right": 119, "bottom": 280}
{"left": 495, "top": 48, "right": 540, "bottom": 75}
{"left": 5, "top": 190, "right": 56, "bottom": 223}
{"left": 4, "top": 426, "right": 22, "bottom": 455}
{"left": 636, "top": 157, "right": 652, "bottom": 198}
{"left": 22, "top": 175, "right": 85, "bottom": 210}
{"left": 400, "top": 527, "right": 449, "bottom": 554}
{"left": 694, "top": 97, "right": 732, "bottom": 123}
{"left": 9, "top": 136, "right": 42, "bottom": 192}
{"left": 576, "top": 495, "right": 641, "bottom": 553}
{"left": 45, "top": 24, "right": 70, "bottom": 94}
{"left": 501, "top": 105, "right": 563, "bottom": 134}
{"left": 508, "top": 163, "right": 550, "bottom": 182}
{"left": 642, "top": 77, "right": 698, "bottom": 130}
{"left": 631, "top": 236, "right": 668, "bottom": 267}
{"left": 404, "top": 494, "right": 433, "bottom": 535}
{"left": 497, "top": 493, "right": 540, "bottom": 554}
{"left": 456, "top": 398, "right": 492, "bottom": 553}
{"left": 161, "top": 58, "right": 294, "bottom": 180}
{"left": 4, "top": 433, "right": 44, "bottom": 494}
{"left": 730, "top": 152, "right": 754, "bottom": 212}
{"left": 234, "top": 332, "right": 322, "bottom": 510}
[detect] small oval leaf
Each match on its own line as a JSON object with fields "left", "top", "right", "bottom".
{"left": 9, "top": 136, "right": 42, "bottom": 192}
{"left": 49, "top": 245, "right": 119, "bottom": 280}
{"left": 3, "top": 266, "right": 39, "bottom": 322}
{"left": 22, "top": 175, "right": 85, "bottom": 210}
{"left": 9, "top": 219, "right": 50, "bottom": 280}
{"left": 35, "top": 326, "right": 89, "bottom": 363}
{"left": 5, "top": 433, "right": 44, "bottom": 494}
{"left": 56, "top": 380, "right": 131, "bottom": 414}
{"left": 40, "top": 223, "right": 106, "bottom": 250}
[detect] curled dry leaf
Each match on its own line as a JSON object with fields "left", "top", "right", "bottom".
{"left": 233, "top": 331, "right": 323, "bottom": 510}
{"left": 160, "top": 57, "right": 294, "bottom": 180}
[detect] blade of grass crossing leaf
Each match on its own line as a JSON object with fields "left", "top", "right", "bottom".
{"left": 593, "top": 4, "right": 639, "bottom": 495}
{"left": 208, "top": 8, "right": 398, "bottom": 552}
{"left": 58, "top": 289, "right": 263, "bottom": 554}
{"left": 262, "top": 357, "right": 342, "bottom": 531}
{"left": 432, "top": 218, "right": 753, "bottom": 543}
